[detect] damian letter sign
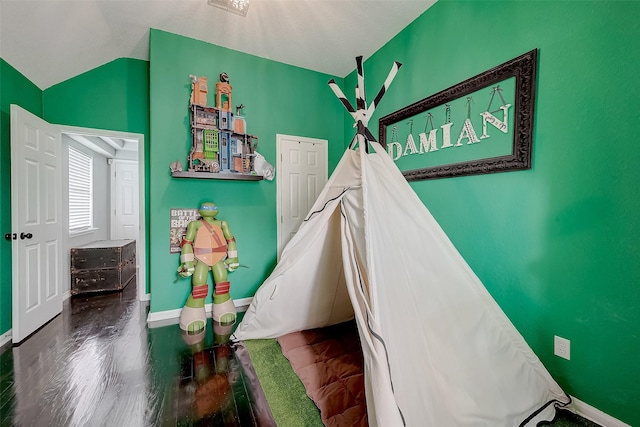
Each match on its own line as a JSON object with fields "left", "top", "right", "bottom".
{"left": 379, "top": 49, "right": 537, "bottom": 181}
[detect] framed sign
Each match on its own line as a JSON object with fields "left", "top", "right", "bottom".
{"left": 379, "top": 49, "right": 537, "bottom": 181}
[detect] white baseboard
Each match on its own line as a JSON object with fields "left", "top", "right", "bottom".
{"left": 0, "top": 329, "right": 12, "bottom": 348}
{"left": 147, "top": 308, "right": 182, "bottom": 327}
{"left": 234, "top": 297, "right": 252, "bottom": 310}
{"left": 146, "top": 297, "right": 252, "bottom": 328}
{"left": 568, "top": 395, "right": 631, "bottom": 427}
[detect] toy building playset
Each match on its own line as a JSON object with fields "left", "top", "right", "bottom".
{"left": 171, "top": 73, "right": 261, "bottom": 180}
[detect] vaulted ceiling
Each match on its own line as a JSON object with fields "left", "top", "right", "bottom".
{"left": 0, "top": 0, "right": 437, "bottom": 90}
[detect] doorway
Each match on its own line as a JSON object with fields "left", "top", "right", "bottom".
{"left": 60, "top": 125, "right": 147, "bottom": 302}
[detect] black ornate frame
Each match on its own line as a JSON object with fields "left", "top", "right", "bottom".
{"left": 379, "top": 49, "right": 538, "bottom": 181}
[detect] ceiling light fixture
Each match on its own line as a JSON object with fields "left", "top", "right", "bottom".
{"left": 208, "top": 0, "right": 250, "bottom": 17}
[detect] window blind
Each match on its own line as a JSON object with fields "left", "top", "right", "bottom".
{"left": 68, "top": 146, "right": 93, "bottom": 232}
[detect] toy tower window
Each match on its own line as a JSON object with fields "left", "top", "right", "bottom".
{"left": 216, "top": 81, "right": 232, "bottom": 112}
{"left": 203, "top": 129, "right": 219, "bottom": 159}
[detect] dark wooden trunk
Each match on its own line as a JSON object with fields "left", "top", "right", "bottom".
{"left": 70, "top": 239, "right": 136, "bottom": 296}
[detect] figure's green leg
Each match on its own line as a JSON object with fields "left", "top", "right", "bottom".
{"left": 179, "top": 262, "right": 209, "bottom": 333}
{"left": 212, "top": 262, "right": 236, "bottom": 325}
{"left": 213, "top": 321, "right": 234, "bottom": 345}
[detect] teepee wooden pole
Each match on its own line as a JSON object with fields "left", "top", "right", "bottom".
{"left": 329, "top": 58, "right": 402, "bottom": 152}
{"left": 328, "top": 79, "right": 356, "bottom": 116}
{"left": 356, "top": 56, "right": 367, "bottom": 111}
{"left": 366, "top": 61, "right": 402, "bottom": 118}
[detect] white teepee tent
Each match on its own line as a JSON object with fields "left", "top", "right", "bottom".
{"left": 233, "top": 58, "right": 570, "bottom": 426}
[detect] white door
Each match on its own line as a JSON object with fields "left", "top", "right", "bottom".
{"left": 276, "top": 134, "right": 328, "bottom": 259}
{"left": 111, "top": 160, "right": 139, "bottom": 240}
{"left": 10, "top": 105, "right": 63, "bottom": 344}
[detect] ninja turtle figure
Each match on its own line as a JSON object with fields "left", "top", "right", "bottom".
{"left": 177, "top": 202, "right": 239, "bottom": 332}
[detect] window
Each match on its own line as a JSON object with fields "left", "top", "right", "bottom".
{"left": 68, "top": 146, "right": 93, "bottom": 233}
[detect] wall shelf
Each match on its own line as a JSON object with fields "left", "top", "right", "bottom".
{"left": 171, "top": 171, "right": 263, "bottom": 181}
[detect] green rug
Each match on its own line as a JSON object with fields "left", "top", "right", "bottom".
{"left": 541, "top": 408, "right": 602, "bottom": 427}
{"left": 244, "top": 339, "right": 600, "bottom": 427}
{"left": 244, "top": 338, "right": 323, "bottom": 427}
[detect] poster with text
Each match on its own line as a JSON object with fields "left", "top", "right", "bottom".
{"left": 170, "top": 208, "right": 200, "bottom": 253}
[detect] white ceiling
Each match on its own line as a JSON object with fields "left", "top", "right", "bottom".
{"left": 0, "top": 0, "right": 436, "bottom": 90}
{"left": 66, "top": 132, "right": 139, "bottom": 158}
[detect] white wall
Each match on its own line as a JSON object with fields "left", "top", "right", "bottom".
{"left": 62, "top": 134, "right": 110, "bottom": 295}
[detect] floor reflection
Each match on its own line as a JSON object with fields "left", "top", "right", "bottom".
{"left": 1, "top": 284, "right": 274, "bottom": 427}
{"left": 175, "top": 323, "right": 240, "bottom": 425}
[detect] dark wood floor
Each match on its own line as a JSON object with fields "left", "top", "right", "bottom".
{"left": 0, "top": 282, "right": 275, "bottom": 427}
{"left": 0, "top": 282, "right": 603, "bottom": 427}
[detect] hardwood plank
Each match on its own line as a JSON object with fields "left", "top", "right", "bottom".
{"left": 0, "top": 283, "right": 275, "bottom": 426}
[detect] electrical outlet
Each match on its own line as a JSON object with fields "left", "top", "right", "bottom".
{"left": 554, "top": 335, "right": 571, "bottom": 360}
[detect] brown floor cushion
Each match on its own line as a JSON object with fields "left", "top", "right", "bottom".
{"left": 277, "top": 321, "right": 367, "bottom": 427}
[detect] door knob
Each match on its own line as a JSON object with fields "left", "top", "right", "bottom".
{"left": 20, "top": 232, "right": 33, "bottom": 240}
{"left": 4, "top": 233, "right": 17, "bottom": 241}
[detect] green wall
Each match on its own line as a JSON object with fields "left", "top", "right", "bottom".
{"left": 0, "top": 59, "right": 43, "bottom": 336}
{"left": 43, "top": 58, "right": 149, "bottom": 138}
{"left": 42, "top": 58, "right": 150, "bottom": 292}
{"left": 354, "top": 1, "right": 639, "bottom": 424}
{"left": 148, "top": 30, "right": 345, "bottom": 313}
